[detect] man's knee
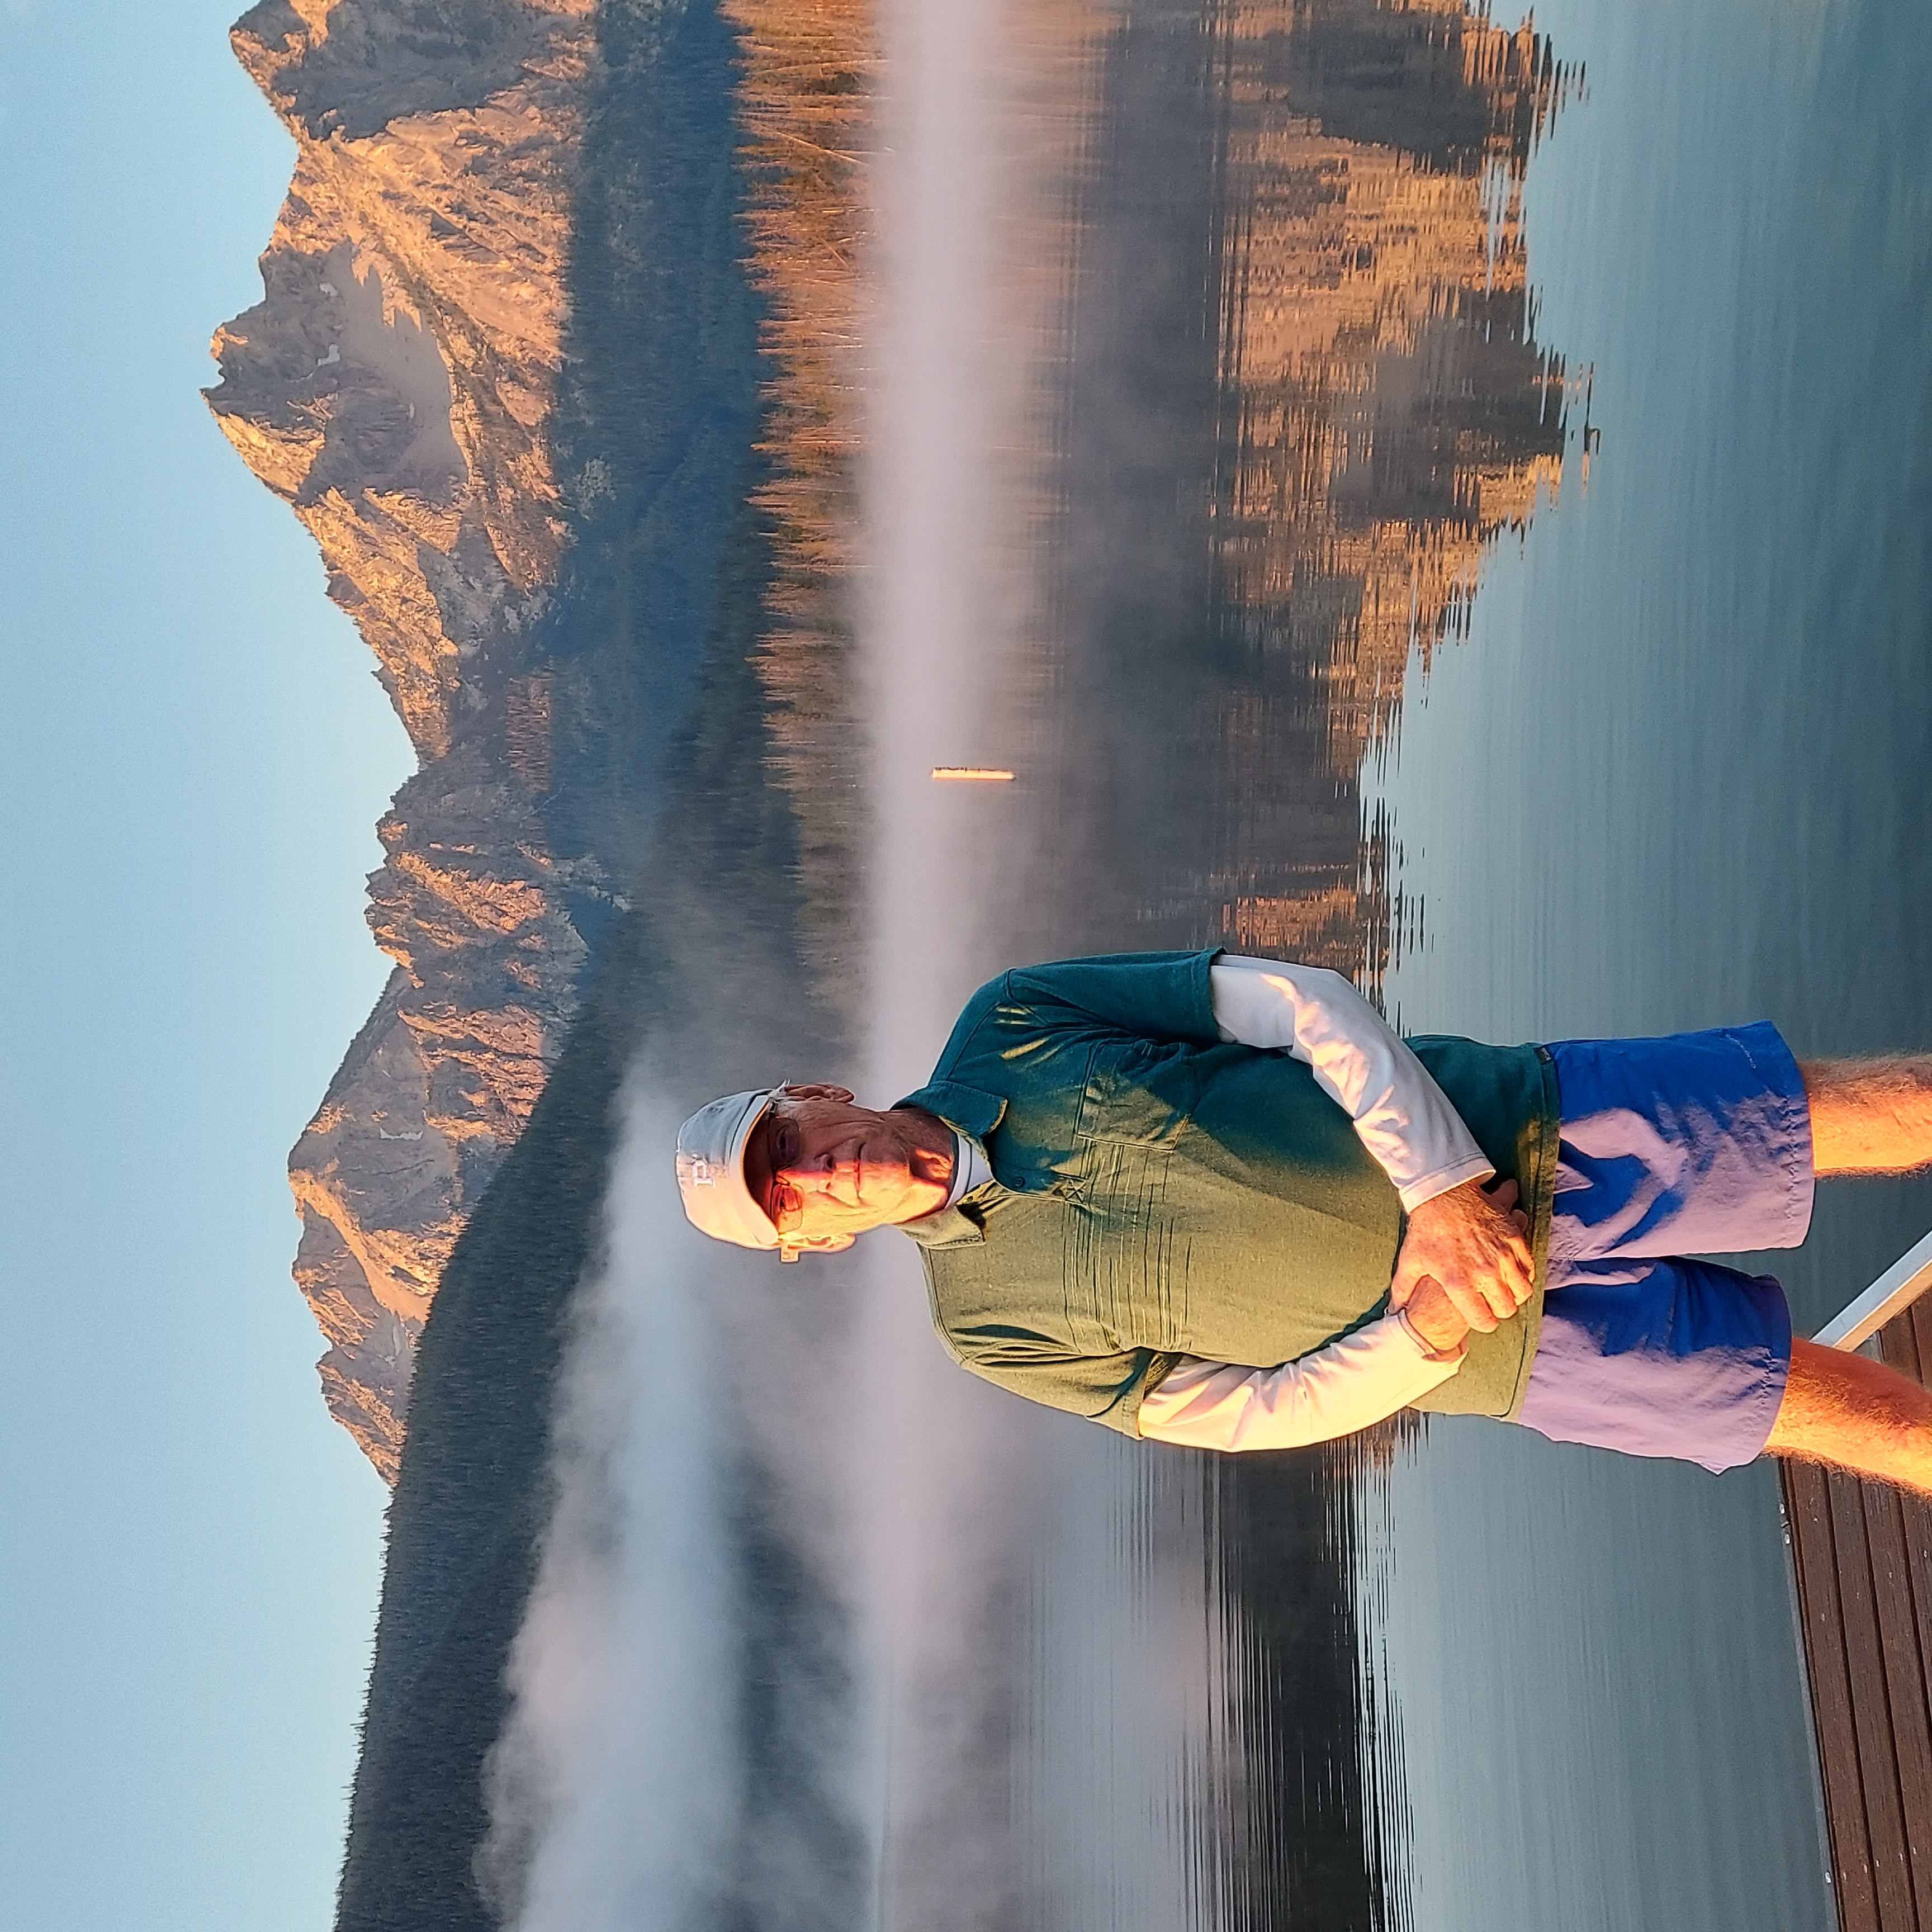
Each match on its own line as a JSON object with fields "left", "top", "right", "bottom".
{"left": 1768, "top": 1337, "right": 1932, "bottom": 1464}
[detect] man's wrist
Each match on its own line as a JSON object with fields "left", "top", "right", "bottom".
{"left": 1394, "top": 1305, "right": 1468, "bottom": 1364}
{"left": 1398, "top": 1160, "right": 1497, "bottom": 1215}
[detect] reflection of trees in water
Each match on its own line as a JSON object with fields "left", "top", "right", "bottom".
{"left": 722, "top": 0, "right": 875, "bottom": 994}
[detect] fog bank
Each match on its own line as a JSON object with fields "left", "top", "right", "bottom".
{"left": 480, "top": 1092, "right": 741, "bottom": 1931}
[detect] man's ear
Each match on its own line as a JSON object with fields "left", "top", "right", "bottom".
{"left": 781, "top": 1082, "right": 856, "bottom": 1105}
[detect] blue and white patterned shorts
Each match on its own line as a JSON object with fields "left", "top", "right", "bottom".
{"left": 1513, "top": 1024, "right": 1811, "bottom": 1474}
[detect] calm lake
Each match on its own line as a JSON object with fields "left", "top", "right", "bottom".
{"left": 847, "top": 0, "right": 1932, "bottom": 1925}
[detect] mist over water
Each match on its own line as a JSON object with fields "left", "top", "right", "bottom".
{"left": 481, "top": 1094, "right": 740, "bottom": 1932}
{"left": 853, "top": 0, "right": 1050, "bottom": 1912}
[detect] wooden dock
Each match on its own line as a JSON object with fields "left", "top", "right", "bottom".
{"left": 1784, "top": 1295, "right": 1932, "bottom": 1931}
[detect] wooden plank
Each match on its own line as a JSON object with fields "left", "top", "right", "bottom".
{"left": 1901, "top": 1489, "right": 1932, "bottom": 1748}
{"left": 1881, "top": 1305, "right": 1925, "bottom": 1386}
{"left": 1862, "top": 1480, "right": 1932, "bottom": 1925}
{"left": 1902, "top": 1489, "right": 1932, "bottom": 1932}
{"left": 1830, "top": 1468, "right": 1920, "bottom": 1931}
{"left": 1881, "top": 1300, "right": 1932, "bottom": 1926}
{"left": 1787, "top": 1459, "right": 1880, "bottom": 1931}
{"left": 1905, "top": 1299, "right": 1932, "bottom": 1386}
{"left": 1787, "top": 1285, "right": 1932, "bottom": 1929}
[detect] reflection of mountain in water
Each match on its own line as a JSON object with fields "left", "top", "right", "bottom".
{"left": 1026, "top": 0, "right": 1573, "bottom": 983}
{"left": 1235, "top": 10, "right": 1566, "bottom": 740}
{"left": 739, "top": 0, "right": 1576, "bottom": 992}
{"left": 1219, "top": 2, "right": 1569, "bottom": 964}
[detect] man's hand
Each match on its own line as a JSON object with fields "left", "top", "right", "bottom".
{"left": 1390, "top": 1177, "right": 1532, "bottom": 1335}
{"left": 1398, "top": 1275, "right": 1472, "bottom": 1357}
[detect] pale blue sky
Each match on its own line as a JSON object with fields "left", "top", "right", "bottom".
{"left": 0, "top": 4, "right": 412, "bottom": 1928}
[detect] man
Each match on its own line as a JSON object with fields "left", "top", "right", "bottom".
{"left": 676, "top": 951, "right": 1932, "bottom": 1489}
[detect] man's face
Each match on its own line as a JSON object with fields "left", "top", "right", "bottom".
{"left": 741, "top": 1084, "right": 946, "bottom": 1256}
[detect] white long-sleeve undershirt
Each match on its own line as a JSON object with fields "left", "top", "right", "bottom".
{"left": 1132, "top": 956, "right": 1489, "bottom": 1451}
{"left": 1140, "top": 1310, "right": 1466, "bottom": 1450}
{"left": 1206, "top": 956, "right": 1491, "bottom": 1212}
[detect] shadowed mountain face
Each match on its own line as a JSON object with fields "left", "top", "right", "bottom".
{"left": 233, "top": 0, "right": 592, "bottom": 141}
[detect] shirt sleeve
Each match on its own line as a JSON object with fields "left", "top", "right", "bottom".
{"left": 1002, "top": 951, "right": 1223, "bottom": 1045}
{"left": 1137, "top": 1314, "right": 1466, "bottom": 1451}
{"left": 944, "top": 1332, "right": 1181, "bottom": 1438}
{"left": 1209, "top": 955, "right": 1492, "bottom": 1211}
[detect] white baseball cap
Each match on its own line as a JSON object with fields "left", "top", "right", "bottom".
{"left": 675, "top": 1086, "right": 786, "bottom": 1251}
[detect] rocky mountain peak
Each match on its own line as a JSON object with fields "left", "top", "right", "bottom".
{"left": 208, "top": 0, "right": 601, "bottom": 1479}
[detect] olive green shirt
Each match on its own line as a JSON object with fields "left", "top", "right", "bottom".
{"left": 894, "top": 951, "right": 1560, "bottom": 1437}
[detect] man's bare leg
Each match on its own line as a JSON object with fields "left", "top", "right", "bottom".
{"left": 1781, "top": 1058, "right": 1932, "bottom": 1491}
{"left": 1802, "top": 1056, "right": 1932, "bottom": 1173}
{"left": 1765, "top": 1339, "right": 1932, "bottom": 1495}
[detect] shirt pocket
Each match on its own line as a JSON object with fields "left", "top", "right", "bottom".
{"left": 1066, "top": 1040, "right": 1195, "bottom": 1352}
{"left": 1064, "top": 1138, "right": 1188, "bottom": 1351}
{"left": 1074, "top": 1039, "right": 1199, "bottom": 1151}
